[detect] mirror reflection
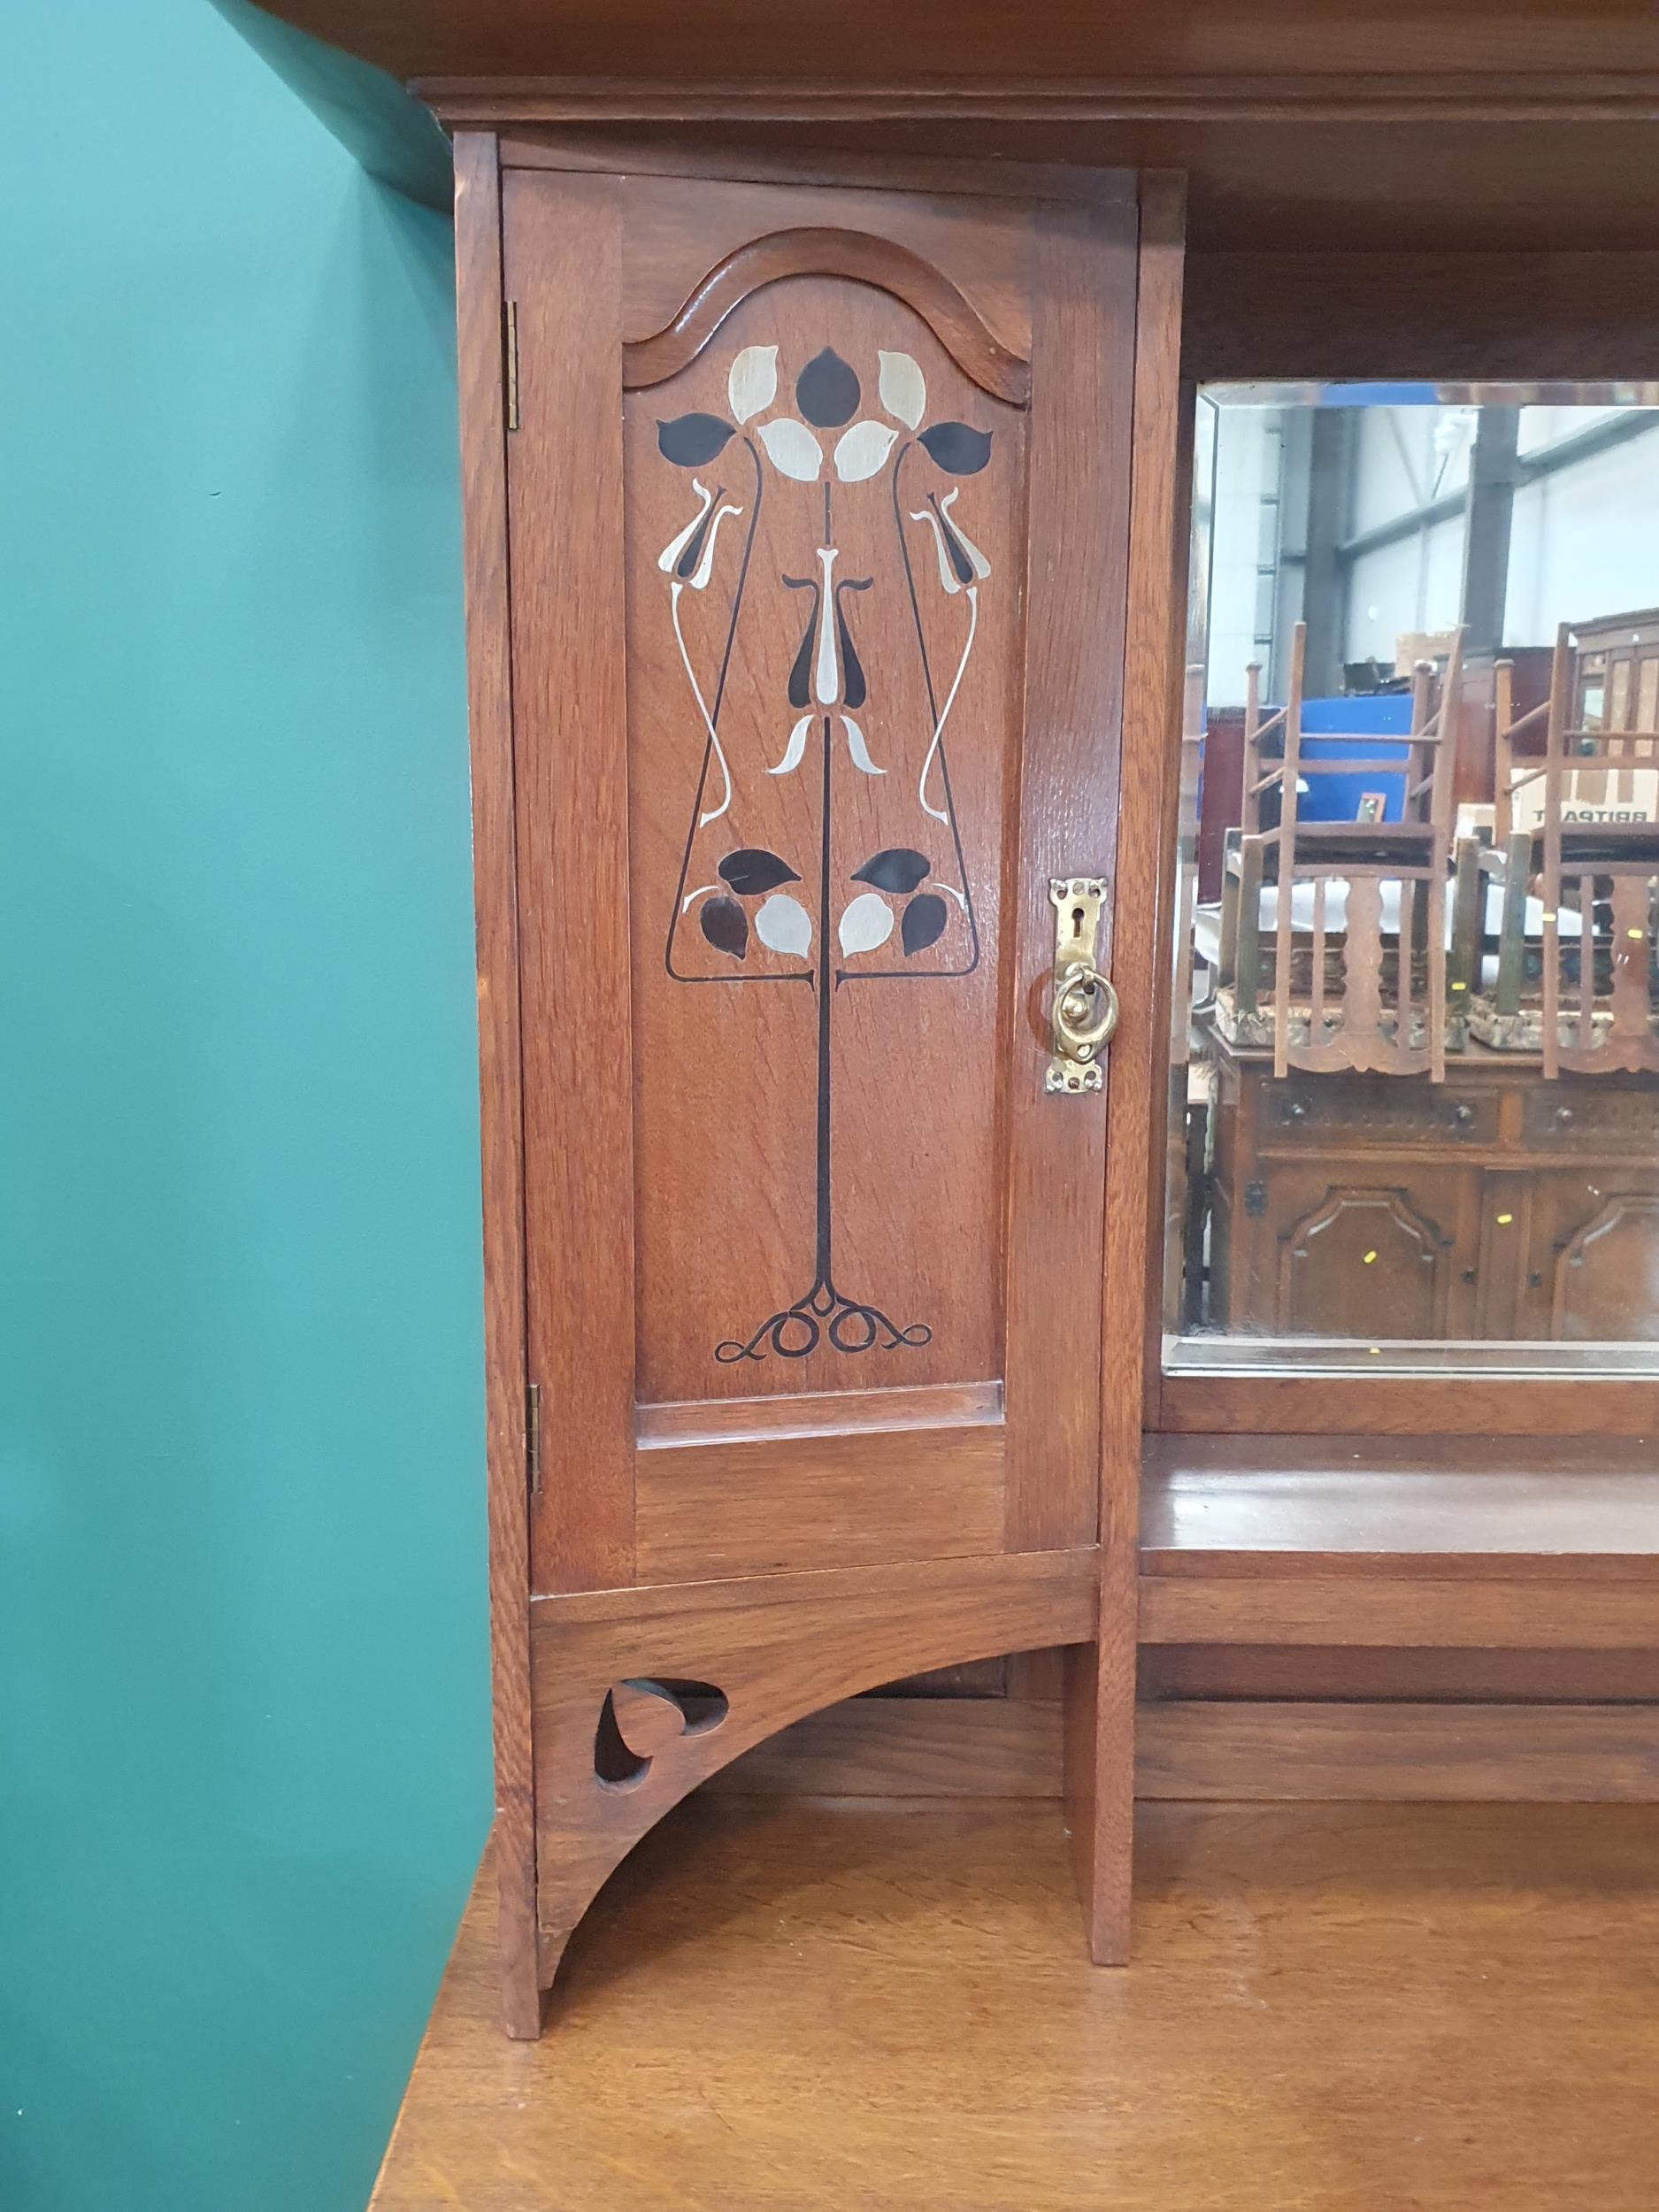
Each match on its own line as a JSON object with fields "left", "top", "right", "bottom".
{"left": 1168, "top": 384, "right": 1659, "bottom": 1374}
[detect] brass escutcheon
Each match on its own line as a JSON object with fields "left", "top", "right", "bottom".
{"left": 1045, "top": 878, "right": 1118, "bottom": 1094}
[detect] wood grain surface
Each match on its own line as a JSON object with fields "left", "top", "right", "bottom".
{"left": 1138, "top": 1700, "right": 1659, "bottom": 1801}
{"left": 710, "top": 1691, "right": 1066, "bottom": 1796}
{"left": 500, "top": 159, "right": 1140, "bottom": 1591}
{"left": 634, "top": 1414, "right": 1006, "bottom": 1580}
{"left": 373, "top": 1796, "right": 1659, "bottom": 2211}
{"left": 452, "top": 132, "right": 541, "bottom": 2039}
{"left": 1002, "top": 188, "right": 1136, "bottom": 1555}
{"left": 621, "top": 224, "right": 1033, "bottom": 399}
{"left": 257, "top": 0, "right": 1659, "bottom": 92}
{"left": 1140, "top": 1577, "right": 1659, "bottom": 1648}
{"left": 1143, "top": 1643, "right": 1659, "bottom": 1701}
{"left": 503, "top": 166, "right": 640, "bottom": 1593}
{"left": 525, "top": 1549, "right": 1095, "bottom": 2002}
{"left": 1139, "top": 1448, "right": 1659, "bottom": 1655}
{"left": 607, "top": 171, "right": 1040, "bottom": 362}
{"left": 1142, "top": 1455, "right": 1659, "bottom": 1567}
{"left": 706, "top": 1686, "right": 1659, "bottom": 1802}
{"left": 1185, "top": 249, "right": 1659, "bottom": 382}
{"left": 1160, "top": 1371, "right": 1659, "bottom": 1437}
{"left": 482, "top": 151, "right": 1164, "bottom": 2027}
{"left": 619, "top": 255, "right": 1025, "bottom": 1409}
{"left": 1067, "top": 170, "right": 1187, "bottom": 1964}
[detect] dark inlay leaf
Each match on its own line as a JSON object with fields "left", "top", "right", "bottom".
{"left": 835, "top": 577, "right": 871, "bottom": 710}
{"left": 918, "top": 420, "right": 994, "bottom": 475}
{"left": 853, "top": 848, "right": 931, "bottom": 895}
{"left": 673, "top": 493, "right": 721, "bottom": 579}
{"left": 785, "top": 575, "right": 818, "bottom": 709}
{"left": 700, "top": 895, "right": 749, "bottom": 958}
{"left": 902, "top": 892, "right": 949, "bottom": 956}
{"left": 933, "top": 494, "right": 977, "bottom": 585}
{"left": 657, "top": 412, "right": 734, "bottom": 466}
{"left": 795, "top": 347, "right": 860, "bottom": 428}
{"left": 719, "top": 848, "right": 801, "bottom": 897}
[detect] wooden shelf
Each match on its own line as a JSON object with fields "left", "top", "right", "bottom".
{"left": 1144, "top": 1433, "right": 1659, "bottom": 1570}
{"left": 1141, "top": 1436, "right": 1659, "bottom": 1647}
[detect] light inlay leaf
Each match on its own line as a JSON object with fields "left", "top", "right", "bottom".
{"left": 838, "top": 892, "right": 895, "bottom": 956}
{"left": 757, "top": 417, "right": 823, "bottom": 482}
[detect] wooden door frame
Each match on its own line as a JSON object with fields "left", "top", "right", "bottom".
{"left": 453, "top": 130, "right": 541, "bottom": 2038}
{"left": 1068, "top": 172, "right": 1188, "bottom": 1957}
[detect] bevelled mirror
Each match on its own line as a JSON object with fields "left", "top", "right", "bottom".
{"left": 1166, "top": 381, "right": 1659, "bottom": 1385}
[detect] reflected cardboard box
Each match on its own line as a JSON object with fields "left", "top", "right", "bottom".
{"left": 1512, "top": 768, "right": 1659, "bottom": 831}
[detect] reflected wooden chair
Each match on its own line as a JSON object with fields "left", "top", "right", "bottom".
{"left": 1455, "top": 654, "right": 1555, "bottom": 1041}
{"left": 1222, "top": 623, "right": 1464, "bottom": 1082}
{"left": 1170, "top": 659, "right": 1211, "bottom": 1333}
{"left": 1540, "top": 622, "right": 1659, "bottom": 1076}
{"left": 1471, "top": 626, "right": 1659, "bottom": 1075}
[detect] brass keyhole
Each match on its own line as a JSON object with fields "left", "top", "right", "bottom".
{"left": 1045, "top": 877, "right": 1118, "bottom": 1094}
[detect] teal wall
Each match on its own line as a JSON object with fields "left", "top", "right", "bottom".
{"left": 0, "top": 5, "right": 489, "bottom": 2209}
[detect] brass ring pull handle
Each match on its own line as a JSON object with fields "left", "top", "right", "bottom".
{"left": 1055, "top": 961, "right": 1119, "bottom": 1058}
{"left": 1045, "top": 876, "right": 1117, "bottom": 1094}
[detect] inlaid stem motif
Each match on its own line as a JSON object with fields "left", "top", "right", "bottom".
{"left": 656, "top": 341, "right": 995, "bottom": 1363}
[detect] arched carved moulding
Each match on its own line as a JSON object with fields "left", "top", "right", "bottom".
{"left": 621, "top": 227, "right": 1033, "bottom": 404}
{"left": 529, "top": 1548, "right": 1094, "bottom": 1998}
{"left": 1552, "top": 1193, "right": 1659, "bottom": 1339}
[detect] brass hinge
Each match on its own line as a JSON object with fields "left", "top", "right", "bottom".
{"left": 503, "top": 299, "right": 520, "bottom": 433}
{"left": 525, "top": 1380, "right": 541, "bottom": 1496}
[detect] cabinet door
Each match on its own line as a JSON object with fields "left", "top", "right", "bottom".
{"left": 1522, "top": 1171, "right": 1659, "bottom": 1341}
{"left": 1244, "top": 1164, "right": 1478, "bottom": 1340}
{"left": 501, "top": 161, "right": 1148, "bottom": 1593}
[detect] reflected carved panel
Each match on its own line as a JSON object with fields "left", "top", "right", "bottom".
{"left": 1277, "top": 1184, "right": 1452, "bottom": 1339}
{"left": 1548, "top": 1192, "right": 1659, "bottom": 1341}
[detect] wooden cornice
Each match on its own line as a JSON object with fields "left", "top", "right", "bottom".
{"left": 419, "top": 72, "right": 1659, "bottom": 126}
